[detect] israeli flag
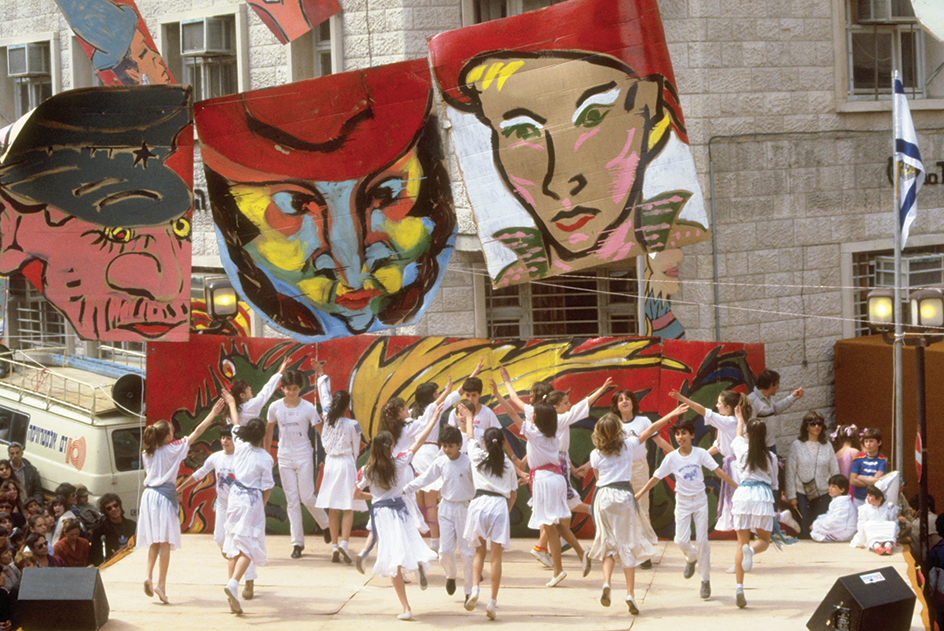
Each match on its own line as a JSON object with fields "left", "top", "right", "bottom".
{"left": 893, "top": 71, "right": 924, "bottom": 250}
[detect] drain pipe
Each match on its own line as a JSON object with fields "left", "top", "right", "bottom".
{"left": 709, "top": 145, "right": 721, "bottom": 342}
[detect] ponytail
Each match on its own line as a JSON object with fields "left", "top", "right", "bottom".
{"left": 478, "top": 427, "right": 507, "bottom": 478}
{"left": 379, "top": 397, "right": 406, "bottom": 443}
{"left": 745, "top": 419, "right": 770, "bottom": 474}
{"left": 326, "top": 390, "right": 351, "bottom": 427}
{"left": 142, "top": 420, "right": 172, "bottom": 456}
{"left": 365, "top": 431, "right": 397, "bottom": 490}
{"left": 235, "top": 418, "right": 267, "bottom": 447}
{"left": 529, "top": 381, "right": 553, "bottom": 405}
{"left": 410, "top": 383, "right": 438, "bottom": 420}
{"left": 720, "top": 390, "right": 752, "bottom": 421}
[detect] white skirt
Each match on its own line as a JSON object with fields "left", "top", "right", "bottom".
{"left": 464, "top": 495, "right": 511, "bottom": 549}
{"left": 851, "top": 520, "right": 899, "bottom": 549}
{"left": 371, "top": 503, "right": 438, "bottom": 578}
{"left": 731, "top": 482, "right": 776, "bottom": 532}
{"left": 411, "top": 444, "right": 443, "bottom": 492}
{"left": 528, "top": 470, "right": 570, "bottom": 529}
{"left": 136, "top": 487, "right": 182, "bottom": 550}
{"left": 316, "top": 454, "right": 368, "bottom": 511}
{"left": 589, "top": 485, "right": 657, "bottom": 568}
{"left": 223, "top": 486, "right": 268, "bottom": 567}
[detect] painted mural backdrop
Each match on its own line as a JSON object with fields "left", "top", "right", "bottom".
{"left": 194, "top": 59, "right": 456, "bottom": 343}
{"left": 247, "top": 0, "right": 341, "bottom": 45}
{"left": 148, "top": 334, "right": 763, "bottom": 538}
{"left": 0, "top": 86, "right": 193, "bottom": 341}
{"left": 429, "top": 0, "right": 709, "bottom": 288}
{"left": 55, "top": 0, "right": 173, "bottom": 86}
{"left": 644, "top": 248, "right": 685, "bottom": 339}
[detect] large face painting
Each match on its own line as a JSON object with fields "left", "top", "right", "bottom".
{"left": 430, "top": 0, "right": 709, "bottom": 287}
{"left": 195, "top": 59, "right": 456, "bottom": 342}
{"left": 0, "top": 86, "right": 193, "bottom": 341}
{"left": 54, "top": 0, "right": 173, "bottom": 86}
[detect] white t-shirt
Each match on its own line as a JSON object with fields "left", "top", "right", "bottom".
{"left": 590, "top": 436, "right": 644, "bottom": 487}
{"left": 468, "top": 440, "right": 517, "bottom": 498}
{"left": 404, "top": 453, "right": 475, "bottom": 502}
{"left": 732, "top": 435, "right": 778, "bottom": 487}
{"left": 232, "top": 437, "right": 275, "bottom": 491}
{"left": 704, "top": 410, "right": 737, "bottom": 458}
{"left": 357, "top": 451, "right": 413, "bottom": 501}
{"left": 143, "top": 438, "right": 190, "bottom": 487}
{"left": 622, "top": 415, "right": 652, "bottom": 438}
{"left": 238, "top": 372, "right": 283, "bottom": 425}
{"left": 523, "top": 421, "right": 560, "bottom": 469}
{"left": 267, "top": 398, "right": 321, "bottom": 460}
{"left": 653, "top": 447, "right": 718, "bottom": 496}
{"left": 191, "top": 450, "right": 236, "bottom": 504}
{"left": 321, "top": 417, "right": 362, "bottom": 457}
{"left": 447, "top": 402, "right": 502, "bottom": 450}
{"left": 526, "top": 400, "right": 590, "bottom": 455}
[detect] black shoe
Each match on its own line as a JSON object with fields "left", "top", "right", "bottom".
{"left": 332, "top": 550, "right": 341, "bottom": 563}
{"left": 700, "top": 581, "right": 711, "bottom": 599}
{"left": 683, "top": 560, "right": 696, "bottom": 579}
{"left": 291, "top": 545, "right": 303, "bottom": 559}
{"left": 640, "top": 559, "right": 653, "bottom": 569}
{"left": 736, "top": 590, "right": 746, "bottom": 609}
{"left": 418, "top": 565, "right": 428, "bottom": 590}
{"left": 446, "top": 578, "right": 456, "bottom": 595}
{"left": 323, "top": 528, "right": 332, "bottom": 544}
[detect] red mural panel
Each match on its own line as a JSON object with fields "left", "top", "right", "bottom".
{"left": 148, "top": 335, "right": 764, "bottom": 538}
{"left": 247, "top": 0, "right": 341, "bottom": 45}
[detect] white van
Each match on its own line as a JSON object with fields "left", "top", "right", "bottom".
{"left": 0, "top": 347, "right": 145, "bottom": 516}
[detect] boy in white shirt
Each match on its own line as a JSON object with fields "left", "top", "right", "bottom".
{"left": 403, "top": 426, "right": 475, "bottom": 601}
{"left": 811, "top": 474, "right": 857, "bottom": 543}
{"left": 635, "top": 418, "right": 737, "bottom": 600}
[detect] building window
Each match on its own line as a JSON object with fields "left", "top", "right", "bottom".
{"left": 5, "top": 42, "right": 52, "bottom": 119}
{"left": 162, "top": 16, "right": 237, "bottom": 102}
{"left": 470, "top": 0, "right": 566, "bottom": 24}
{"left": 485, "top": 269, "right": 638, "bottom": 339}
{"left": 846, "top": 0, "right": 926, "bottom": 97}
{"left": 852, "top": 246, "right": 944, "bottom": 335}
{"left": 289, "top": 16, "right": 340, "bottom": 81}
{"left": 7, "top": 276, "right": 67, "bottom": 349}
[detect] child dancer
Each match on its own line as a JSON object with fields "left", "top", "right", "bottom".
{"left": 670, "top": 389, "right": 751, "bottom": 532}
{"left": 635, "top": 417, "right": 737, "bottom": 600}
{"left": 811, "top": 474, "right": 857, "bottom": 542}
{"left": 138, "top": 398, "right": 226, "bottom": 604}
{"left": 851, "top": 485, "right": 898, "bottom": 555}
{"left": 314, "top": 372, "right": 367, "bottom": 564}
{"left": 264, "top": 369, "right": 329, "bottom": 559}
{"left": 223, "top": 418, "right": 275, "bottom": 614}
{"left": 730, "top": 401, "right": 778, "bottom": 609}
{"left": 228, "top": 357, "right": 290, "bottom": 425}
{"left": 176, "top": 425, "right": 258, "bottom": 599}
{"left": 459, "top": 413, "right": 517, "bottom": 620}
{"left": 404, "top": 425, "right": 475, "bottom": 602}
{"left": 353, "top": 401, "right": 441, "bottom": 620}
{"left": 589, "top": 408, "right": 686, "bottom": 614}
{"left": 831, "top": 424, "right": 861, "bottom": 482}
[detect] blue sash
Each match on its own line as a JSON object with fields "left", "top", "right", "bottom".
{"left": 363, "top": 497, "right": 408, "bottom": 556}
{"left": 147, "top": 482, "right": 177, "bottom": 507}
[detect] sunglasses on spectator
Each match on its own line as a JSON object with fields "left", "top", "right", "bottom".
{"left": 808, "top": 421, "right": 824, "bottom": 426}
{"left": 105, "top": 504, "right": 120, "bottom": 511}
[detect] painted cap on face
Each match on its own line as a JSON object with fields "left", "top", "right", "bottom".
{"left": 54, "top": 0, "right": 139, "bottom": 71}
{"left": 429, "top": 0, "right": 681, "bottom": 130}
{"left": 195, "top": 58, "right": 433, "bottom": 183}
{"left": 0, "top": 85, "right": 193, "bottom": 228}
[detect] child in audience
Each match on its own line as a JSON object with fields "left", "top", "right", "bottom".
{"left": 849, "top": 428, "right": 887, "bottom": 507}
{"left": 851, "top": 485, "right": 898, "bottom": 555}
{"left": 811, "top": 474, "right": 857, "bottom": 542}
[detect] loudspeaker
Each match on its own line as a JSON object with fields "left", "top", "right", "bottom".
{"left": 19, "top": 567, "right": 109, "bottom": 631}
{"left": 807, "top": 566, "right": 915, "bottom": 631}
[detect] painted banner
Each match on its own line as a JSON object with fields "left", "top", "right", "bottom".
{"left": 0, "top": 86, "right": 193, "bottom": 341}
{"left": 54, "top": 0, "right": 174, "bottom": 85}
{"left": 194, "top": 60, "right": 456, "bottom": 343}
{"left": 247, "top": 0, "right": 341, "bottom": 45}
{"left": 429, "top": 0, "right": 709, "bottom": 287}
{"left": 148, "top": 334, "right": 763, "bottom": 539}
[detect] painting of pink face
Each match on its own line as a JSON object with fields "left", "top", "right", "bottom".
{"left": 473, "top": 56, "right": 659, "bottom": 258}
{"left": 645, "top": 248, "right": 682, "bottom": 298}
{"left": 0, "top": 199, "right": 190, "bottom": 340}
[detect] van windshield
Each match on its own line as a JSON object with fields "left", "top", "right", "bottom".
{"left": 112, "top": 428, "right": 142, "bottom": 472}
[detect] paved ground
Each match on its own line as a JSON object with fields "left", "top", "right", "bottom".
{"left": 96, "top": 535, "right": 927, "bottom": 630}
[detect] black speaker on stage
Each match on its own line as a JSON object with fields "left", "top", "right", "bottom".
{"left": 19, "top": 567, "right": 109, "bottom": 631}
{"left": 807, "top": 566, "right": 915, "bottom": 631}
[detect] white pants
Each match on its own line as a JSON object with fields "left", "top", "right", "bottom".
{"left": 675, "top": 493, "right": 710, "bottom": 582}
{"left": 279, "top": 454, "right": 328, "bottom": 547}
{"left": 215, "top": 498, "right": 257, "bottom": 581}
{"left": 439, "top": 499, "right": 473, "bottom": 594}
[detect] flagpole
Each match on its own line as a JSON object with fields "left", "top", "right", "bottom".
{"left": 892, "top": 70, "right": 903, "bottom": 475}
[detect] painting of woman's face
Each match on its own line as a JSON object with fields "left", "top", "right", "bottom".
{"left": 224, "top": 149, "right": 436, "bottom": 334}
{"left": 471, "top": 56, "right": 659, "bottom": 259}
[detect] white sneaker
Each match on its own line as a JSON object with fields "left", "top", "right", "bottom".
{"left": 779, "top": 510, "right": 801, "bottom": 533}
{"left": 486, "top": 600, "right": 497, "bottom": 620}
{"left": 224, "top": 581, "right": 242, "bottom": 615}
{"left": 741, "top": 545, "right": 754, "bottom": 573}
{"left": 530, "top": 548, "right": 552, "bottom": 568}
{"left": 725, "top": 565, "right": 736, "bottom": 574}
{"left": 546, "top": 571, "right": 567, "bottom": 587}
{"left": 465, "top": 586, "right": 479, "bottom": 611}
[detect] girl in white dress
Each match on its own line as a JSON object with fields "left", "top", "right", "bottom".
{"left": 730, "top": 401, "right": 778, "bottom": 609}
{"left": 314, "top": 383, "right": 367, "bottom": 564}
{"left": 457, "top": 406, "right": 517, "bottom": 620}
{"left": 670, "top": 389, "right": 753, "bottom": 532}
{"left": 590, "top": 409, "right": 686, "bottom": 615}
{"left": 138, "top": 398, "right": 226, "bottom": 604}
{"left": 354, "top": 399, "right": 441, "bottom": 620}
{"left": 226, "top": 357, "right": 289, "bottom": 425}
{"left": 223, "top": 418, "right": 275, "bottom": 615}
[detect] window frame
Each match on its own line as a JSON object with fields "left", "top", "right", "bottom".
{"left": 0, "top": 32, "right": 59, "bottom": 126}
{"left": 287, "top": 14, "right": 343, "bottom": 82}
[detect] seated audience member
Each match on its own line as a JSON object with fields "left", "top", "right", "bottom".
{"left": 24, "top": 533, "right": 59, "bottom": 567}
{"left": 74, "top": 486, "right": 101, "bottom": 532}
{"left": 25, "top": 515, "right": 45, "bottom": 536}
{"left": 851, "top": 485, "right": 898, "bottom": 556}
{"left": 0, "top": 498, "right": 22, "bottom": 532}
{"left": 89, "top": 494, "right": 136, "bottom": 566}
{"left": 7, "top": 443, "right": 42, "bottom": 505}
{"left": 0, "top": 542, "right": 19, "bottom": 595}
{"left": 22, "top": 499, "right": 39, "bottom": 517}
{"left": 0, "top": 516, "right": 11, "bottom": 537}
{"left": 810, "top": 474, "right": 857, "bottom": 542}
{"left": 13, "top": 550, "right": 36, "bottom": 572}
{"left": 52, "top": 517, "right": 89, "bottom": 567}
